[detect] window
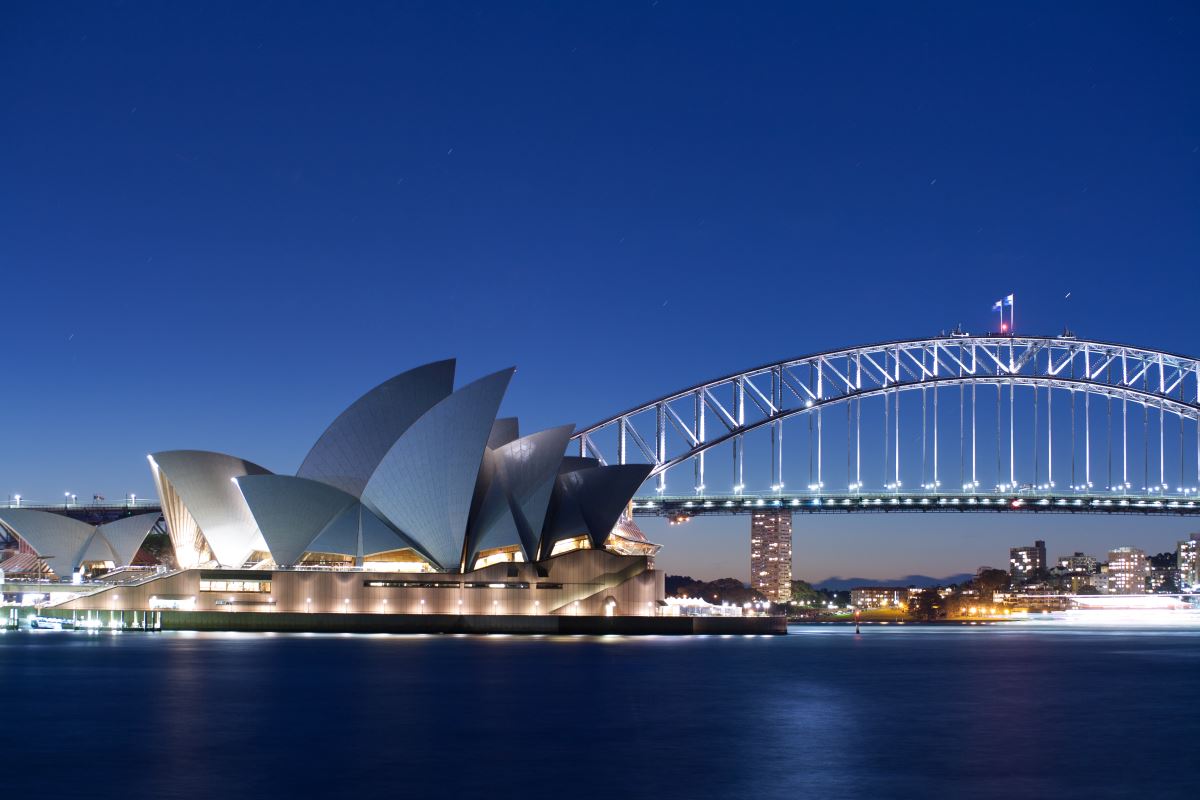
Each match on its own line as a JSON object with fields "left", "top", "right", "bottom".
{"left": 363, "top": 580, "right": 461, "bottom": 589}
{"left": 199, "top": 579, "right": 272, "bottom": 593}
{"left": 463, "top": 582, "right": 530, "bottom": 589}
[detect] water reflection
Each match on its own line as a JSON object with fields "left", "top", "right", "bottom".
{"left": 2, "top": 626, "right": 1197, "bottom": 799}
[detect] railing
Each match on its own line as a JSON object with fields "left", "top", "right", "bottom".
{"left": 0, "top": 500, "right": 161, "bottom": 511}
{"left": 634, "top": 491, "right": 1200, "bottom": 516}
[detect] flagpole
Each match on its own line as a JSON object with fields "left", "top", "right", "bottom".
{"left": 1011, "top": 294, "right": 1015, "bottom": 334}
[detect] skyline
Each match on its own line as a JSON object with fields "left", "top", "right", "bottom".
{"left": 3, "top": 3, "right": 1198, "bottom": 580}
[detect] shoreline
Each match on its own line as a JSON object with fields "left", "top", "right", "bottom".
{"left": 26, "top": 607, "right": 788, "bottom": 636}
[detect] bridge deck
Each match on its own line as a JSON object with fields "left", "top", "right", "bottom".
{"left": 633, "top": 492, "right": 1200, "bottom": 516}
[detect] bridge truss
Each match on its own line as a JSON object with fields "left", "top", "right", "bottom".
{"left": 571, "top": 335, "right": 1200, "bottom": 517}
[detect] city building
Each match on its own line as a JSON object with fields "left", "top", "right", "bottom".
{"left": 1009, "top": 540, "right": 1046, "bottom": 583}
{"left": 1107, "top": 547, "right": 1150, "bottom": 594}
{"left": 1178, "top": 533, "right": 1200, "bottom": 591}
{"left": 750, "top": 511, "right": 792, "bottom": 603}
{"left": 1087, "top": 570, "right": 1111, "bottom": 594}
{"left": 1056, "top": 552, "right": 1098, "bottom": 574}
{"left": 850, "top": 586, "right": 909, "bottom": 609}
{"left": 1148, "top": 551, "right": 1178, "bottom": 593}
{"left": 0, "top": 360, "right": 672, "bottom": 620}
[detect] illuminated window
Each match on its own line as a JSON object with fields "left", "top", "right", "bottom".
{"left": 549, "top": 535, "right": 591, "bottom": 557}
{"left": 473, "top": 545, "right": 525, "bottom": 570}
{"left": 199, "top": 572, "right": 272, "bottom": 593}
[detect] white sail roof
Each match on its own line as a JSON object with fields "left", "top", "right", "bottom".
{"left": 96, "top": 512, "right": 161, "bottom": 567}
{"left": 362, "top": 368, "right": 513, "bottom": 570}
{"left": 236, "top": 475, "right": 359, "bottom": 566}
{"left": 466, "top": 424, "right": 573, "bottom": 565}
{"left": 0, "top": 509, "right": 95, "bottom": 577}
{"left": 297, "top": 360, "right": 455, "bottom": 497}
{"left": 149, "top": 450, "right": 272, "bottom": 567}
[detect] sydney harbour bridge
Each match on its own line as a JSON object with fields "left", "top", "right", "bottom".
{"left": 12, "top": 331, "right": 1200, "bottom": 526}
{"left": 571, "top": 333, "right": 1200, "bottom": 519}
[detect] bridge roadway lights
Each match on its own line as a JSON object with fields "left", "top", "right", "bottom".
{"left": 631, "top": 493, "right": 1200, "bottom": 517}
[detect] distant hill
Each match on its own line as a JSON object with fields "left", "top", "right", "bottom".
{"left": 812, "top": 574, "right": 974, "bottom": 590}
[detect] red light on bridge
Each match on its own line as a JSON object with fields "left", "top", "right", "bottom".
{"left": 1000, "top": 322, "right": 1008, "bottom": 333}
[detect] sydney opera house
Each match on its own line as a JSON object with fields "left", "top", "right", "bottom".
{"left": 0, "top": 360, "right": 695, "bottom": 632}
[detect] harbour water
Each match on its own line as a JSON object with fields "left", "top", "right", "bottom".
{"left": 3, "top": 622, "right": 1197, "bottom": 799}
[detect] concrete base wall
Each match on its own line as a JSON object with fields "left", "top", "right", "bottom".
{"left": 34, "top": 607, "right": 786, "bottom": 635}
{"left": 51, "top": 550, "right": 663, "bottom": 617}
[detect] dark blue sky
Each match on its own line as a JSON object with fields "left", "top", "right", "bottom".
{"left": 3, "top": 2, "right": 1197, "bottom": 579}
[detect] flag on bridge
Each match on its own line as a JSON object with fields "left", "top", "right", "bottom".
{"left": 994, "top": 294, "right": 1015, "bottom": 332}
{"left": 993, "top": 293, "right": 1012, "bottom": 331}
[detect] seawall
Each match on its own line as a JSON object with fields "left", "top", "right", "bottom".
{"left": 34, "top": 608, "right": 787, "bottom": 635}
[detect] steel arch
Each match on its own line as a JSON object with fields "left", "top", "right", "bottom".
{"left": 571, "top": 335, "right": 1200, "bottom": 493}
{"left": 644, "top": 376, "right": 1199, "bottom": 479}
